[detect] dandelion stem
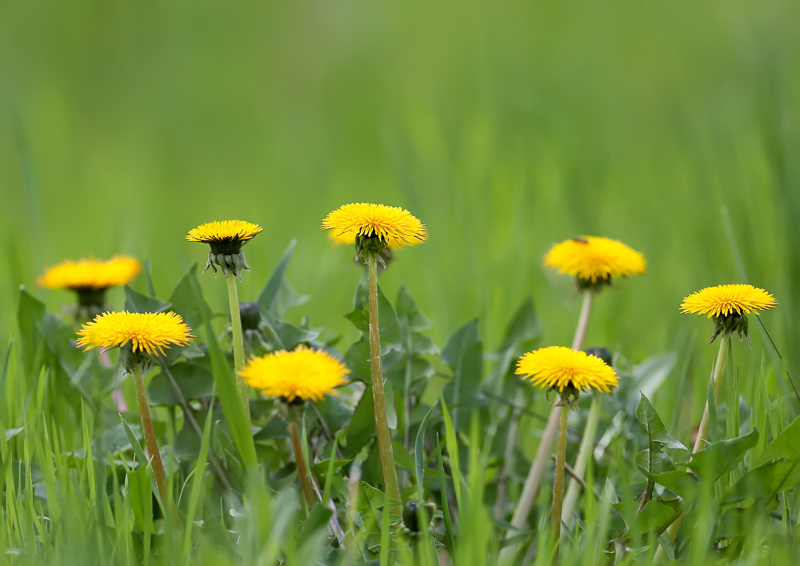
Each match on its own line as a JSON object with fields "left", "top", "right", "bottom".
{"left": 225, "top": 270, "right": 251, "bottom": 422}
{"left": 505, "top": 292, "right": 594, "bottom": 541}
{"left": 132, "top": 363, "right": 169, "bottom": 504}
{"left": 561, "top": 392, "right": 602, "bottom": 523}
{"left": 654, "top": 333, "right": 731, "bottom": 562}
{"left": 551, "top": 404, "right": 569, "bottom": 564}
{"left": 367, "top": 253, "right": 402, "bottom": 513}
{"left": 289, "top": 418, "right": 316, "bottom": 510}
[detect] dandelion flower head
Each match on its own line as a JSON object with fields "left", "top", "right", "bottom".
{"left": 186, "top": 220, "right": 263, "bottom": 244}
{"left": 240, "top": 345, "right": 350, "bottom": 403}
{"left": 321, "top": 203, "right": 426, "bottom": 248}
{"left": 543, "top": 236, "right": 646, "bottom": 283}
{"left": 38, "top": 256, "right": 142, "bottom": 291}
{"left": 516, "top": 346, "right": 618, "bottom": 394}
{"left": 680, "top": 284, "right": 777, "bottom": 318}
{"left": 77, "top": 311, "right": 193, "bottom": 357}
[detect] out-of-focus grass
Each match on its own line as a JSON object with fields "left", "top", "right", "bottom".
{"left": 1, "top": 0, "right": 798, "bottom": 415}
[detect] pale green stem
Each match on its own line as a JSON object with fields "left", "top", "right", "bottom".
{"left": 654, "top": 334, "right": 730, "bottom": 562}
{"left": 551, "top": 405, "right": 569, "bottom": 565}
{"left": 367, "top": 254, "right": 402, "bottom": 514}
{"left": 225, "top": 271, "right": 251, "bottom": 423}
{"left": 289, "top": 418, "right": 316, "bottom": 510}
{"left": 132, "top": 363, "right": 169, "bottom": 504}
{"left": 561, "top": 392, "right": 602, "bottom": 523}
{"left": 504, "top": 291, "right": 594, "bottom": 547}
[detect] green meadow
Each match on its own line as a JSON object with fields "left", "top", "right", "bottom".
{"left": 1, "top": 1, "right": 799, "bottom": 564}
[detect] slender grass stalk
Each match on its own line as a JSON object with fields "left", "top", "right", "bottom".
{"left": 560, "top": 392, "right": 601, "bottom": 522}
{"left": 655, "top": 334, "right": 731, "bottom": 561}
{"left": 505, "top": 291, "right": 594, "bottom": 543}
{"left": 225, "top": 271, "right": 251, "bottom": 422}
{"left": 367, "top": 254, "right": 402, "bottom": 513}
{"left": 551, "top": 404, "right": 569, "bottom": 564}
{"left": 132, "top": 363, "right": 169, "bottom": 504}
{"left": 288, "top": 417, "right": 316, "bottom": 510}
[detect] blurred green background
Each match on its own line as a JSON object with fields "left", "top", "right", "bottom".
{"left": 2, "top": 0, "right": 798, "bottom": 389}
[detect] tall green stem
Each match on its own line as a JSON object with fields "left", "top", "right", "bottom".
{"left": 367, "top": 254, "right": 402, "bottom": 513}
{"left": 132, "top": 363, "right": 169, "bottom": 504}
{"left": 505, "top": 292, "right": 594, "bottom": 544}
{"left": 561, "top": 392, "right": 602, "bottom": 523}
{"left": 654, "top": 334, "right": 731, "bottom": 562}
{"left": 225, "top": 271, "right": 251, "bottom": 422}
{"left": 551, "top": 404, "right": 569, "bottom": 564}
{"left": 289, "top": 418, "right": 316, "bottom": 510}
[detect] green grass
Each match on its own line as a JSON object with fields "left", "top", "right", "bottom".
{"left": 1, "top": 0, "right": 799, "bottom": 564}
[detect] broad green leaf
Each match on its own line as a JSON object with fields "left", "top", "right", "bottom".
{"left": 623, "top": 499, "right": 682, "bottom": 540}
{"left": 396, "top": 284, "right": 433, "bottom": 331}
{"left": 441, "top": 319, "right": 483, "bottom": 424}
{"left": 257, "top": 239, "right": 309, "bottom": 317}
{"left": 168, "top": 264, "right": 212, "bottom": 332}
{"left": 260, "top": 309, "right": 319, "bottom": 351}
{"left": 689, "top": 429, "right": 759, "bottom": 484}
{"left": 723, "top": 459, "right": 800, "bottom": 504}
{"left": 123, "top": 285, "right": 171, "bottom": 314}
{"left": 635, "top": 449, "right": 677, "bottom": 476}
{"left": 755, "top": 414, "right": 800, "bottom": 467}
{"left": 343, "top": 386, "right": 376, "bottom": 457}
{"left": 147, "top": 362, "right": 215, "bottom": 405}
{"left": 714, "top": 498, "right": 780, "bottom": 540}
{"left": 297, "top": 503, "right": 333, "bottom": 546}
{"left": 343, "top": 336, "right": 403, "bottom": 384}
{"left": 344, "top": 274, "right": 402, "bottom": 348}
{"left": 639, "top": 469, "right": 700, "bottom": 499}
{"left": 635, "top": 393, "right": 686, "bottom": 450}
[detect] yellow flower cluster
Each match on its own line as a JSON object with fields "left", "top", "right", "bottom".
{"left": 77, "top": 311, "right": 193, "bottom": 357}
{"left": 322, "top": 203, "right": 426, "bottom": 248}
{"left": 680, "top": 284, "right": 777, "bottom": 318}
{"left": 38, "top": 256, "right": 142, "bottom": 291}
{"left": 516, "top": 346, "right": 618, "bottom": 394}
{"left": 186, "top": 220, "right": 263, "bottom": 244}
{"left": 543, "top": 236, "right": 646, "bottom": 283}
{"left": 240, "top": 345, "right": 350, "bottom": 403}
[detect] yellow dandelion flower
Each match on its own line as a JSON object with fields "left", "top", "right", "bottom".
{"left": 77, "top": 311, "right": 193, "bottom": 357}
{"left": 186, "top": 220, "right": 262, "bottom": 277}
{"left": 185, "top": 220, "right": 263, "bottom": 244}
{"left": 543, "top": 236, "right": 646, "bottom": 284}
{"left": 516, "top": 346, "right": 618, "bottom": 394}
{"left": 680, "top": 284, "right": 777, "bottom": 318}
{"left": 321, "top": 203, "right": 426, "bottom": 248}
{"left": 37, "top": 256, "right": 142, "bottom": 291}
{"left": 240, "top": 345, "right": 350, "bottom": 403}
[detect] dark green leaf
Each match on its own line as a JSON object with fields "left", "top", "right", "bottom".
{"left": 261, "top": 310, "right": 320, "bottom": 351}
{"left": 168, "top": 264, "right": 212, "bottom": 331}
{"left": 755, "top": 414, "right": 800, "bottom": 467}
{"left": 343, "top": 386, "right": 376, "bottom": 457}
{"left": 624, "top": 499, "right": 682, "bottom": 540}
{"left": 441, "top": 320, "right": 483, "bottom": 424}
{"left": 147, "top": 362, "right": 215, "bottom": 405}
{"left": 123, "top": 285, "right": 171, "bottom": 314}
{"left": 298, "top": 503, "right": 333, "bottom": 545}
{"left": 635, "top": 449, "right": 677, "bottom": 476}
{"left": 396, "top": 284, "right": 433, "bottom": 331}
{"left": 635, "top": 393, "right": 686, "bottom": 450}
{"left": 723, "top": 459, "right": 800, "bottom": 504}
{"left": 344, "top": 274, "right": 402, "bottom": 348}
{"left": 689, "top": 429, "right": 759, "bottom": 484}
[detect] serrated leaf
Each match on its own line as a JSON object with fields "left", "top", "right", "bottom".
{"left": 441, "top": 319, "right": 483, "bottom": 425}
{"left": 755, "top": 414, "right": 800, "bottom": 467}
{"left": 635, "top": 449, "right": 677, "bottom": 475}
{"left": 147, "top": 362, "right": 215, "bottom": 405}
{"left": 689, "top": 429, "right": 759, "bottom": 484}
{"left": 396, "top": 284, "right": 433, "bottom": 331}
{"left": 623, "top": 499, "right": 682, "bottom": 541}
{"left": 123, "top": 285, "right": 171, "bottom": 314}
{"left": 260, "top": 309, "right": 320, "bottom": 351}
{"left": 635, "top": 393, "right": 686, "bottom": 450}
{"left": 723, "top": 459, "right": 800, "bottom": 504}
{"left": 344, "top": 274, "right": 402, "bottom": 347}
